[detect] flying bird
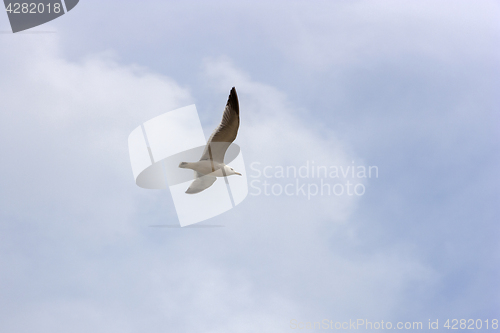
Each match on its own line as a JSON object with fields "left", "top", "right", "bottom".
{"left": 179, "top": 87, "right": 242, "bottom": 194}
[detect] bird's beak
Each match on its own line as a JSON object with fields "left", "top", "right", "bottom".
{"left": 236, "top": 172, "right": 242, "bottom": 176}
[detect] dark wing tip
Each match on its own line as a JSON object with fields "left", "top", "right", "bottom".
{"left": 227, "top": 87, "right": 239, "bottom": 115}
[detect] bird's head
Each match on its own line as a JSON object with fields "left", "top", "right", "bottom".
{"left": 225, "top": 165, "right": 242, "bottom": 176}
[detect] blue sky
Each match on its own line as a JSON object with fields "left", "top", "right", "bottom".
{"left": 0, "top": 1, "right": 499, "bottom": 332}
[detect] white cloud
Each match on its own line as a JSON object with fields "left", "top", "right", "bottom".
{"left": 0, "top": 31, "right": 466, "bottom": 333}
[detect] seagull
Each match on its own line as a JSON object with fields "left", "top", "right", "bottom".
{"left": 178, "top": 87, "right": 242, "bottom": 194}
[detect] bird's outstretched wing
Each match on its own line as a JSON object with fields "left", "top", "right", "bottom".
{"left": 200, "top": 87, "right": 239, "bottom": 164}
{"left": 185, "top": 172, "right": 217, "bottom": 194}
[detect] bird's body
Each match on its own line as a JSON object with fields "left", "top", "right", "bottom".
{"left": 179, "top": 161, "right": 238, "bottom": 178}
{"left": 179, "top": 87, "right": 242, "bottom": 194}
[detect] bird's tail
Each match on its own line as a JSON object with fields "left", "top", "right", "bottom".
{"left": 179, "top": 162, "right": 189, "bottom": 168}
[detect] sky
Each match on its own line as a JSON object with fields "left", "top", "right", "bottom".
{"left": 0, "top": 1, "right": 499, "bottom": 332}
